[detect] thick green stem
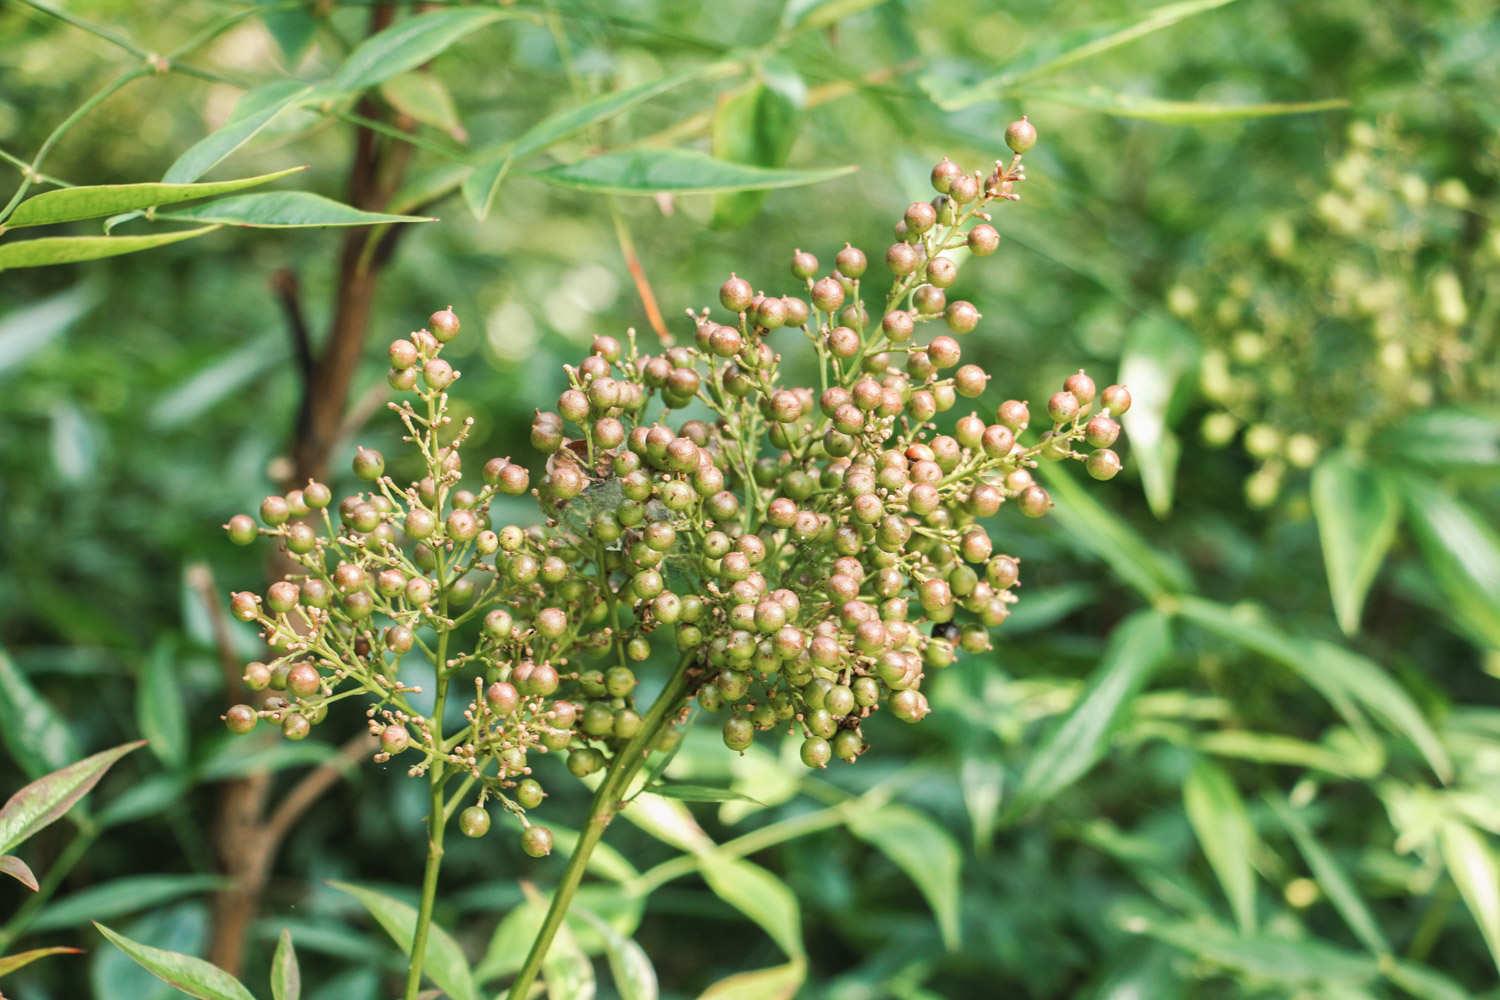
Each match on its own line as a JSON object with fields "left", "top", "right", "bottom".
{"left": 506, "top": 652, "right": 696, "bottom": 1000}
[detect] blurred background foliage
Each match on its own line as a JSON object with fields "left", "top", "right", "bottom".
{"left": 1, "top": 0, "right": 1497, "bottom": 997}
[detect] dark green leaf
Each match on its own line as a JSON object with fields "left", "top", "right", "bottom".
{"left": 161, "top": 192, "right": 434, "bottom": 228}
{"left": 33, "top": 875, "right": 227, "bottom": 933}
{"left": 1176, "top": 597, "right": 1451, "bottom": 782}
{"left": 1311, "top": 450, "right": 1399, "bottom": 635}
{"left": 1009, "top": 611, "right": 1172, "bottom": 816}
{"left": 1118, "top": 312, "right": 1199, "bottom": 517}
{"left": 533, "top": 149, "right": 855, "bottom": 196}
{"left": 1184, "top": 759, "right": 1257, "bottom": 932}
{"left": 136, "top": 639, "right": 188, "bottom": 770}
{"left": 94, "top": 923, "right": 255, "bottom": 1000}
{"left": 711, "top": 69, "right": 805, "bottom": 229}
{"left": 1265, "top": 794, "right": 1388, "bottom": 955}
{"left": 0, "top": 227, "right": 219, "bottom": 271}
{"left": 164, "top": 82, "right": 313, "bottom": 184}
{"left": 329, "top": 881, "right": 477, "bottom": 1000}
{"left": 323, "top": 9, "right": 512, "bottom": 97}
{"left": 698, "top": 857, "right": 804, "bottom": 959}
{"left": 1020, "top": 87, "right": 1347, "bottom": 122}
{"left": 258, "top": 3, "right": 318, "bottom": 64}
{"left": 848, "top": 804, "right": 963, "bottom": 949}
{"left": 1400, "top": 478, "right": 1500, "bottom": 648}
{"left": 5, "top": 168, "right": 302, "bottom": 229}
{"left": 271, "top": 928, "right": 300, "bottom": 1000}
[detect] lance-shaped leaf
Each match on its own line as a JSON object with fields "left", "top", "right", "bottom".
{"left": 699, "top": 960, "right": 806, "bottom": 999}
{"left": 0, "top": 946, "right": 82, "bottom": 978}
{"left": 1017, "top": 87, "right": 1347, "bottom": 122}
{"left": 924, "top": 0, "right": 1242, "bottom": 109}
{"left": 533, "top": 148, "right": 855, "bottom": 196}
{"left": 1184, "top": 758, "right": 1258, "bottom": 932}
{"left": 0, "top": 854, "right": 38, "bottom": 891}
{"left": 1118, "top": 312, "right": 1199, "bottom": 517}
{"left": 711, "top": 68, "right": 806, "bottom": 229}
{"left": 1311, "top": 450, "right": 1399, "bottom": 635}
{"left": 321, "top": 9, "right": 514, "bottom": 97}
{"left": 329, "top": 881, "right": 476, "bottom": 1000}
{"left": 1008, "top": 611, "right": 1173, "bottom": 817}
{"left": 0, "top": 647, "right": 79, "bottom": 778}
{"left": 32, "top": 874, "right": 227, "bottom": 932}
{"left": 94, "top": 923, "right": 255, "bottom": 1000}
{"left": 1043, "top": 467, "right": 1190, "bottom": 600}
{"left": 1265, "top": 794, "right": 1388, "bottom": 956}
{"left": 380, "top": 73, "right": 465, "bottom": 140}
{"left": 0, "top": 741, "right": 143, "bottom": 854}
{"left": 698, "top": 856, "right": 804, "bottom": 959}
{"left": 4, "top": 168, "right": 303, "bottom": 229}
{"left": 1381, "top": 407, "right": 1500, "bottom": 474}
{"left": 270, "top": 928, "right": 300, "bottom": 1000}
{"left": 1400, "top": 477, "right": 1500, "bottom": 648}
{"left": 161, "top": 192, "right": 434, "bottom": 228}
{"left": 0, "top": 227, "right": 219, "bottom": 272}
{"left": 1440, "top": 822, "right": 1500, "bottom": 975}
{"left": 848, "top": 804, "right": 962, "bottom": 949}
{"left": 164, "top": 82, "right": 313, "bottom": 184}
{"left": 571, "top": 908, "right": 656, "bottom": 1000}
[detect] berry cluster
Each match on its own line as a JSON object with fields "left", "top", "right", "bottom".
{"left": 221, "top": 120, "right": 1130, "bottom": 855}
{"left": 1169, "top": 120, "right": 1497, "bottom": 508}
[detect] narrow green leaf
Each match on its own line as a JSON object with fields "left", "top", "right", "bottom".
{"left": 697, "top": 960, "right": 806, "bottom": 999}
{"left": 545, "top": 825, "right": 640, "bottom": 884}
{"left": 647, "top": 783, "right": 763, "bottom": 805}
{"left": 927, "top": 0, "right": 1241, "bottom": 109}
{"left": 1132, "top": 916, "right": 1378, "bottom": 984}
{"left": 1176, "top": 596, "right": 1452, "bottom": 782}
{"left": 1381, "top": 407, "right": 1500, "bottom": 474}
{"left": 160, "top": 192, "right": 434, "bottom": 228}
{"left": 571, "top": 909, "right": 656, "bottom": 1000}
{"left": 1020, "top": 87, "right": 1347, "bottom": 122}
{"left": 1009, "top": 611, "right": 1172, "bottom": 816}
{"left": 617, "top": 790, "right": 714, "bottom": 853}
{"left": 463, "top": 65, "right": 720, "bottom": 220}
{"left": 164, "top": 82, "right": 313, "bottom": 184}
{"left": 5, "top": 168, "right": 302, "bottom": 229}
{"left": 1043, "top": 467, "right": 1190, "bottom": 600}
{"left": 94, "top": 923, "right": 256, "bottom": 1000}
{"left": 781, "top": 0, "right": 885, "bottom": 30}
{"left": 270, "top": 929, "right": 300, "bottom": 1000}
{"left": 323, "top": 9, "right": 511, "bottom": 96}
{"left": 0, "top": 283, "right": 96, "bottom": 375}
{"left": 149, "top": 335, "right": 289, "bottom": 430}
{"left": 1400, "top": 478, "right": 1500, "bottom": 648}
{"left": 0, "top": 227, "right": 219, "bottom": 271}
{"left": 1311, "top": 451, "right": 1399, "bottom": 635}
{"left": 1265, "top": 794, "right": 1388, "bottom": 956}
{"left": 328, "top": 881, "right": 477, "bottom": 1000}
{"left": 1184, "top": 758, "right": 1257, "bottom": 932}
{"left": 32, "top": 875, "right": 227, "bottom": 933}
{"left": 848, "top": 804, "right": 963, "bottom": 949}
{"left": 0, "top": 854, "right": 38, "bottom": 891}
{"left": 1386, "top": 958, "right": 1476, "bottom": 1000}
{"left": 1440, "top": 822, "right": 1500, "bottom": 975}
{"left": 533, "top": 148, "right": 855, "bottom": 196}
{"left": 0, "top": 646, "right": 80, "bottom": 778}
{"left": 698, "top": 857, "right": 804, "bottom": 959}
{"left": 380, "top": 73, "right": 465, "bottom": 140}
{"left": 960, "top": 756, "right": 1003, "bottom": 850}
{"left": 0, "top": 741, "right": 142, "bottom": 854}
{"left": 711, "top": 69, "right": 805, "bottom": 229}
{"left": 137, "top": 639, "right": 188, "bottom": 770}
{"left": 1195, "top": 729, "right": 1381, "bottom": 779}
{"left": 473, "top": 898, "right": 543, "bottom": 984}
{"left": 0, "top": 946, "right": 82, "bottom": 978}
{"left": 1119, "top": 312, "right": 1199, "bottom": 517}
{"left": 542, "top": 911, "right": 596, "bottom": 1000}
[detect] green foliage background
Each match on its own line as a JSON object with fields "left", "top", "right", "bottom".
{"left": 0, "top": 1, "right": 1497, "bottom": 997}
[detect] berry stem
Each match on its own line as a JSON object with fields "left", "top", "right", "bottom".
{"left": 505, "top": 651, "right": 697, "bottom": 1000}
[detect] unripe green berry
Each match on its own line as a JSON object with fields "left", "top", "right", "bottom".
{"left": 521, "top": 825, "right": 554, "bottom": 858}
{"left": 224, "top": 704, "right": 257, "bottom": 734}
{"left": 460, "top": 805, "right": 491, "bottom": 838}
{"left": 226, "top": 514, "right": 258, "bottom": 545}
{"left": 1005, "top": 116, "right": 1037, "bottom": 153}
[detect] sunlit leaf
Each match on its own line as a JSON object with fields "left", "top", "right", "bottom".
{"left": 543, "top": 910, "right": 596, "bottom": 1000}
{"left": 0, "top": 227, "right": 219, "bottom": 271}
{"left": 1009, "top": 611, "right": 1172, "bottom": 817}
{"left": 95, "top": 923, "right": 255, "bottom": 1000}
{"left": 164, "top": 81, "right": 313, "bottom": 184}
{"left": 329, "top": 881, "right": 476, "bottom": 1000}
{"left": 571, "top": 907, "right": 657, "bottom": 1000}
{"left": 698, "top": 857, "right": 804, "bottom": 959}
{"left": 5, "top": 168, "right": 302, "bottom": 228}
{"left": 380, "top": 73, "right": 465, "bottom": 140}
{"left": 1311, "top": 450, "right": 1399, "bottom": 635}
{"left": 160, "top": 192, "right": 433, "bottom": 228}
{"left": 0, "top": 741, "right": 142, "bottom": 853}
{"left": 697, "top": 960, "right": 806, "bottom": 999}
{"left": 1020, "top": 87, "right": 1347, "bottom": 122}
{"left": 1439, "top": 822, "right": 1500, "bottom": 975}
{"left": 647, "top": 783, "right": 763, "bottom": 805}
{"left": 533, "top": 149, "right": 855, "bottom": 196}
{"left": 1184, "top": 758, "right": 1257, "bottom": 932}
{"left": 1381, "top": 408, "right": 1500, "bottom": 475}
{"left": 1118, "top": 312, "right": 1199, "bottom": 517}
{"left": 848, "top": 804, "right": 962, "bottom": 949}
{"left": 711, "top": 68, "right": 806, "bottom": 229}
{"left": 1400, "top": 477, "right": 1500, "bottom": 648}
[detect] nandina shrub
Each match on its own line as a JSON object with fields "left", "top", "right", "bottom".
{"left": 212, "top": 127, "right": 1131, "bottom": 997}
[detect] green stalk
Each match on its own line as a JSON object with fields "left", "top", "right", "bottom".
{"left": 404, "top": 571, "right": 452, "bottom": 999}
{"left": 506, "top": 652, "right": 696, "bottom": 1000}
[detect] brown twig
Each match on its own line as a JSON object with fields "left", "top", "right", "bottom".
{"left": 610, "top": 201, "right": 674, "bottom": 345}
